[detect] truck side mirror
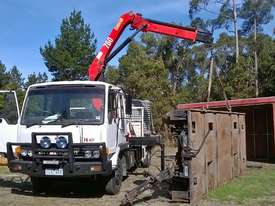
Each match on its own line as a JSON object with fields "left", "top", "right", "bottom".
{"left": 125, "top": 95, "right": 132, "bottom": 115}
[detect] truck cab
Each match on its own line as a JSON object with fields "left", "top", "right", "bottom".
{"left": 7, "top": 81, "right": 151, "bottom": 194}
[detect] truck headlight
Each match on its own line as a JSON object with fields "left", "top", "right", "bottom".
{"left": 40, "top": 136, "right": 51, "bottom": 149}
{"left": 84, "top": 150, "right": 92, "bottom": 158}
{"left": 56, "top": 136, "right": 68, "bottom": 149}
{"left": 14, "top": 146, "right": 32, "bottom": 158}
{"left": 92, "top": 150, "right": 100, "bottom": 158}
{"left": 14, "top": 146, "right": 22, "bottom": 157}
{"left": 20, "top": 149, "right": 33, "bottom": 157}
{"left": 20, "top": 149, "right": 28, "bottom": 157}
{"left": 27, "top": 150, "right": 33, "bottom": 157}
{"left": 83, "top": 150, "right": 100, "bottom": 159}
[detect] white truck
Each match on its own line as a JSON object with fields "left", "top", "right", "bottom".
{"left": 6, "top": 11, "right": 209, "bottom": 195}
{"left": 7, "top": 81, "right": 156, "bottom": 194}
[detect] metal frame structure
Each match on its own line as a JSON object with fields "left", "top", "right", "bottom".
{"left": 88, "top": 11, "right": 212, "bottom": 80}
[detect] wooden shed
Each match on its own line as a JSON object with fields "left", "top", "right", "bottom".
{"left": 177, "top": 96, "right": 275, "bottom": 162}
{"left": 165, "top": 109, "right": 246, "bottom": 203}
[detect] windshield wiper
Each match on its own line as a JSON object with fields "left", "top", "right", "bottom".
{"left": 42, "top": 114, "right": 62, "bottom": 124}
{"left": 61, "top": 120, "right": 92, "bottom": 128}
{"left": 42, "top": 110, "right": 67, "bottom": 125}
{"left": 26, "top": 122, "right": 40, "bottom": 128}
{"left": 61, "top": 122, "right": 76, "bottom": 128}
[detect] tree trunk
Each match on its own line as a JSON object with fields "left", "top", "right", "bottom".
{"left": 173, "top": 56, "right": 185, "bottom": 93}
{"left": 232, "top": 0, "right": 239, "bottom": 63}
{"left": 254, "top": 17, "right": 258, "bottom": 97}
{"left": 207, "top": 56, "right": 214, "bottom": 102}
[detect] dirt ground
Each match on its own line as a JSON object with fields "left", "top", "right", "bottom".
{"left": 0, "top": 147, "right": 187, "bottom": 206}
{"left": 1, "top": 147, "right": 274, "bottom": 206}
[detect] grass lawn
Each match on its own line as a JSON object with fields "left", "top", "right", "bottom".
{"left": 0, "top": 166, "right": 10, "bottom": 175}
{"left": 208, "top": 167, "right": 275, "bottom": 205}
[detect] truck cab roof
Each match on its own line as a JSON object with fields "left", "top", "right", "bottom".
{"left": 28, "top": 81, "right": 122, "bottom": 91}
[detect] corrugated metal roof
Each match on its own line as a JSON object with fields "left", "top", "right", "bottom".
{"left": 177, "top": 96, "right": 275, "bottom": 110}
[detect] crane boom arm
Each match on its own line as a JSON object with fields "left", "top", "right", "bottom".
{"left": 89, "top": 11, "right": 212, "bottom": 80}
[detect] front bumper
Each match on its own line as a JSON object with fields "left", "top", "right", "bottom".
{"left": 7, "top": 132, "right": 112, "bottom": 178}
{"left": 8, "top": 159, "right": 112, "bottom": 177}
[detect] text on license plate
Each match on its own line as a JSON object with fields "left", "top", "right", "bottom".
{"left": 45, "top": 168, "right": 63, "bottom": 176}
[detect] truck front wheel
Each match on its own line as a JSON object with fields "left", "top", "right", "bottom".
{"left": 105, "top": 158, "right": 123, "bottom": 195}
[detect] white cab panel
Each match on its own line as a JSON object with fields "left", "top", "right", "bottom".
{"left": 0, "top": 90, "right": 20, "bottom": 153}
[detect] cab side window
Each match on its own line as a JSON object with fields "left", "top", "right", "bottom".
{"left": 108, "top": 90, "right": 116, "bottom": 124}
{"left": 0, "top": 93, "right": 18, "bottom": 124}
{"left": 119, "top": 94, "right": 125, "bottom": 131}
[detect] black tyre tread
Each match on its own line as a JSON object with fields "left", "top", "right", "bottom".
{"left": 142, "top": 148, "right": 152, "bottom": 168}
{"left": 105, "top": 158, "right": 123, "bottom": 195}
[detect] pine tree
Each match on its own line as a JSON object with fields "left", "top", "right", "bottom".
{"left": 40, "top": 10, "right": 97, "bottom": 80}
{"left": 25, "top": 72, "right": 48, "bottom": 89}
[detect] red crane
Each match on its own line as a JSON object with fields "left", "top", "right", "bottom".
{"left": 88, "top": 11, "right": 212, "bottom": 81}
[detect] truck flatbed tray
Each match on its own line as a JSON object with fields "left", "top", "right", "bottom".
{"left": 129, "top": 135, "right": 162, "bottom": 146}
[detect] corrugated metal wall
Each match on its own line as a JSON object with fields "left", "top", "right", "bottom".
{"left": 232, "top": 105, "right": 274, "bottom": 161}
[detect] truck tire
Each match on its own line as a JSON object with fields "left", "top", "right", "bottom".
{"left": 121, "top": 155, "right": 127, "bottom": 177}
{"left": 142, "top": 147, "right": 152, "bottom": 168}
{"left": 31, "top": 177, "right": 50, "bottom": 195}
{"left": 105, "top": 158, "right": 123, "bottom": 195}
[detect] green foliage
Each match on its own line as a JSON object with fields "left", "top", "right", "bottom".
{"left": 187, "top": 0, "right": 275, "bottom": 100}
{"left": 121, "top": 41, "right": 173, "bottom": 129}
{"left": 239, "top": 0, "right": 274, "bottom": 34}
{"left": 222, "top": 57, "right": 255, "bottom": 99}
{"left": 0, "top": 61, "right": 9, "bottom": 88}
{"left": 105, "top": 66, "right": 120, "bottom": 85}
{"left": 212, "top": 0, "right": 233, "bottom": 31}
{"left": 25, "top": 72, "right": 48, "bottom": 89}
{"left": 0, "top": 92, "right": 19, "bottom": 124}
{"left": 213, "top": 33, "right": 255, "bottom": 99}
{"left": 256, "top": 35, "right": 275, "bottom": 96}
{"left": 0, "top": 62, "right": 25, "bottom": 108}
{"left": 0, "top": 94, "right": 4, "bottom": 111}
{"left": 40, "top": 10, "right": 97, "bottom": 81}
{"left": 6, "top": 66, "right": 25, "bottom": 107}
{"left": 6, "top": 66, "right": 24, "bottom": 89}
{"left": 107, "top": 40, "right": 174, "bottom": 130}
{"left": 189, "top": 0, "right": 210, "bottom": 19}
{"left": 189, "top": 0, "right": 233, "bottom": 31}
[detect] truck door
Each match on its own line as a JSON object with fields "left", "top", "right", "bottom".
{"left": 107, "top": 90, "right": 127, "bottom": 150}
{"left": 107, "top": 90, "right": 118, "bottom": 149}
{"left": 0, "top": 91, "right": 20, "bottom": 154}
{"left": 118, "top": 94, "right": 126, "bottom": 143}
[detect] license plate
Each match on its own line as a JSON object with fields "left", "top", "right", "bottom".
{"left": 45, "top": 168, "right": 63, "bottom": 176}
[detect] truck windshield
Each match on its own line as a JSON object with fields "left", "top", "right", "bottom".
{"left": 21, "top": 85, "right": 105, "bottom": 126}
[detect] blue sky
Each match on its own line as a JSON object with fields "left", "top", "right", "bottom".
{"left": 0, "top": 0, "right": 274, "bottom": 79}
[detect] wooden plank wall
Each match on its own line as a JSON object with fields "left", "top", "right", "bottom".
{"left": 189, "top": 110, "right": 246, "bottom": 203}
